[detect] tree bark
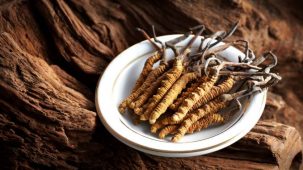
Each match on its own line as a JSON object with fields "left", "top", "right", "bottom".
{"left": 0, "top": 0, "right": 302, "bottom": 169}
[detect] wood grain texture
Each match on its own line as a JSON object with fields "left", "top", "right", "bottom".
{"left": 0, "top": 0, "right": 302, "bottom": 169}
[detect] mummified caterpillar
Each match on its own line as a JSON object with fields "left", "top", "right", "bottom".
{"left": 159, "top": 125, "right": 178, "bottom": 139}
{"left": 172, "top": 72, "right": 219, "bottom": 122}
{"left": 172, "top": 98, "right": 228, "bottom": 142}
{"left": 131, "top": 28, "right": 165, "bottom": 92}
{"left": 132, "top": 52, "right": 162, "bottom": 92}
{"left": 149, "top": 72, "right": 198, "bottom": 124}
{"left": 150, "top": 114, "right": 190, "bottom": 133}
{"left": 169, "top": 76, "right": 207, "bottom": 111}
{"left": 187, "top": 113, "right": 224, "bottom": 133}
{"left": 134, "top": 103, "right": 148, "bottom": 115}
{"left": 130, "top": 68, "right": 169, "bottom": 110}
{"left": 119, "top": 27, "right": 181, "bottom": 113}
{"left": 142, "top": 28, "right": 205, "bottom": 123}
{"left": 119, "top": 62, "right": 170, "bottom": 113}
{"left": 151, "top": 117, "right": 178, "bottom": 134}
{"left": 158, "top": 113, "right": 223, "bottom": 138}
{"left": 140, "top": 59, "right": 184, "bottom": 120}
{"left": 189, "top": 76, "right": 235, "bottom": 112}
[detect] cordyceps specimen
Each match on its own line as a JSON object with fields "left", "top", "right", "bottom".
{"left": 119, "top": 26, "right": 191, "bottom": 113}
{"left": 169, "top": 23, "right": 242, "bottom": 122}
{"left": 118, "top": 28, "right": 164, "bottom": 113}
{"left": 118, "top": 23, "right": 281, "bottom": 142}
{"left": 189, "top": 76, "right": 235, "bottom": 112}
{"left": 141, "top": 26, "right": 205, "bottom": 124}
{"left": 169, "top": 76, "right": 207, "bottom": 111}
{"left": 172, "top": 97, "right": 229, "bottom": 142}
{"left": 149, "top": 72, "right": 199, "bottom": 123}
{"left": 158, "top": 113, "right": 224, "bottom": 139}
{"left": 171, "top": 68, "right": 219, "bottom": 122}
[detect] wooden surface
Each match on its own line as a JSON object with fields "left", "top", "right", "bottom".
{"left": 0, "top": 0, "right": 302, "bottom": 169}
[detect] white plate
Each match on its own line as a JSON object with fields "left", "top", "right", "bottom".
{"left": 118, "top": 112, "right": 264, "bottom": 157}
{"left": 95, "top": 35, "right": 266, "bottom": 157}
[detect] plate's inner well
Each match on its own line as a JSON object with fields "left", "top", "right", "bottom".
{"left": 113, "top": 49, "right": 250, "bottom": 143}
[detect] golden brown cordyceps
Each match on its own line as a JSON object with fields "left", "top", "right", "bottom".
{"left": 170, "top": 56, "right": 249, "bottom": 122}
{"left": 151, "top": 118, "right": 172, "bottom": 134}
{"left": 130, "top": 72, "right": 167, "bottom": 110}
{"left": 130, "top": 27, "right": 191, "bottom": 94}
{"left": 150, "top": 114, "right": 190, "bottom": 133}
{"left": 133, "top": 103, "right": 148, "bottom": 115}
{"left": 171, "top": 72, "right": 219, "bottom": 122}
{"left": 169, "top": 76, "right": 207, "bottom": 111}
{"left": 149, "top": 72, "right": 198, "bottom": 124}
{"left": 119, "top": 61, "right": 170, "bottom": 113}
{"left": 150, "top": 117, "right": 175, "bottom": 134}
{"left": 159, "top": 125, "right": 178, "bottom": 139}
{"left": 157, "top": 113, "right": 224, "bottom": 138}
{"left": 131, "top": 28, "right": 164, "bottom": 92}
{"left": 118, "top": 24, "right": 280, "bottom": 142}
{"left": 172, "top": 98, "right": 227, "bottom": 142}
{"left": 140, "top": 59, "right": 184, "bottom": 121}
{"left": 189, "top": 76, "right": 235, "bottom": 112}
{"left": 118, "top": 28, "right": 165, "bottom": 113}
{"left": 187, "top": 113, "right": 224, "bottom": 133}
{"left": 132, "top": 52, "right": 162, "bottom": 92}
{"left": 142, "top": 28, "right": 205, "bottom": 123}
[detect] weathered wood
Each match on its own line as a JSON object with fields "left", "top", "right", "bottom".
{"left": 211, "top": 121, "right": 302, "bottom": 170}
{"left": 0, "top": 0, "right": 302, "bottom": 169}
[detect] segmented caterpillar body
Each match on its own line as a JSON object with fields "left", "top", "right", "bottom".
{"left": 149, "top": 72, "right": 198, "bottom": 123}
{"left": 134, "top": 103, "right": 148, "bottom": 115}
{"left": 187, "top": 114, "right": 224, "bottom": 133}
{"left": 130, "top": 73, "right": 167, "bottom": 110}
{"left": 159, "top": 125, "right": 178, "bottom": 139}
{"left": 172, "top": 98, "right": 227, "bottom": 142}
{"left": 158, "top": 113, "right": 224, "bottom": 138}
{"left": 118, "top": 62, "right": 170, "bottom": 113}
{"left": 190, "top": 76, "right": 234, "bottom": 112}
{"left": 141, "top": 59, "right": 184, "bottom": 122}
{"left": 151, "top": 114, "right": 190, "bottom": 133}
{"left": 132, "top": 52, "right": 162, "bottom": 91}
{"left": 172, "top": 74, "right": 219, "bottom": 121}
{"left": 169, "top": 76, "right": 207, "bottom": 111}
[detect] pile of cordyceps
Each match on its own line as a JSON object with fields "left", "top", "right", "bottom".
{"left": 119, "top": 23, "right": 281, "bottom": 142}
